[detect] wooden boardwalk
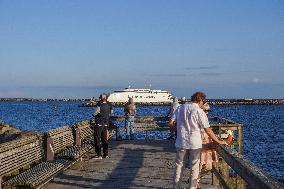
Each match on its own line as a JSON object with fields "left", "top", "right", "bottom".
{"left": 44, "top": 140, "right": 217, "bottom": 189}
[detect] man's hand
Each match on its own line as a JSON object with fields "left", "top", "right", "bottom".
{"left": 205, "top": 127, "right": 229, "bottom": 146}
{"left": 218, "top": 140, "right": 228, "bottom": 146}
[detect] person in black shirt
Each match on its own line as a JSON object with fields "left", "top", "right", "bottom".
{"left": 92, "top": 94, "right": 113, "bottom": 159}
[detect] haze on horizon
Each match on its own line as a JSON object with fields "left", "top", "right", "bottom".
{"left": 0, "top": 1, "right": 283, "bottom": 99}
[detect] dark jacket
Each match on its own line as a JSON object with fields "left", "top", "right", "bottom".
{"left": 95, "top": 102, "right": 112, "bottom": 126}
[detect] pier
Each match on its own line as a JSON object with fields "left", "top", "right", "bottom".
{"left": 44, "top": 140, "right": 216, "bottom": 189}
{"left": 1, "top": 117, "right": 283, "bottom": 189}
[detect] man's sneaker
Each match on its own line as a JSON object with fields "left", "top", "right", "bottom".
{"left": 92, "top": 155, "right": 102, "bottom": 160}
{"left": 103, "top": 155, "right": 109, "bottom": 158}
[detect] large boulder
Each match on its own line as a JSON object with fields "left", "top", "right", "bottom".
{"left": 0, "top": 122, "right": 21, "bottom": 143}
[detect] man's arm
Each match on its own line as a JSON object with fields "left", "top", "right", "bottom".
{"left": 92, "top": 106, "right": 100, "bottom": 117}
{"left": 204, "top": 127, "right": 227, "bottom": 145}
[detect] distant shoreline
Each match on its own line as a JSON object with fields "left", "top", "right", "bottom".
{"left": 0, "top": 98, "right": 283, "bottom": 105}
{"left": 0, "top": 98, "right": 88, "bottom": 102}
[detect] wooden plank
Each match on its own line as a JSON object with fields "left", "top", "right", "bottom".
{"left": 1, "top": 149, "right": 43, "bottom": 174}
{"left": 0, "top": 136, "right": 39, "bottom": 153}
{"left": 1, "top": 147, "right": 42, "bottom": 171}
{"left": 3, "top": 159, "right": 70, "bottom": 188}
{"left": 44, "top": 140, "right": 218, "bottom": 189}
{"left": 51, "top": 132, "right": 75, "bottom": 153}
{"left": 0, "top": 141, "right": 44, "bottom": 175}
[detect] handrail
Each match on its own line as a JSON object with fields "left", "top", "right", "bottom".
{"left": 111, "top": 116, "right": 169, "bottom": 122}
{"left": 216, "top": 145, "right": 284, "bottom": 189}
{"left": 111, "top": 116, "right": 284, "bottom": 189}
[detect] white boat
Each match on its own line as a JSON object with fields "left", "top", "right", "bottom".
{"left": 107, "top": 88, "right": 173, "bottom": 103}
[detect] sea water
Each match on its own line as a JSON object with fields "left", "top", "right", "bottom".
{"left": 0, "top": 101, "right": 283, "bottom": 183}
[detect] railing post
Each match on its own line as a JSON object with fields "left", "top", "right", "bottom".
{"left": 236, "top": 175, "right": 246, "bottom": 189}
{"left": 46, "top": 137, "right": 54, "bottom": 161}
{"left": 212, "top": 166, "right": 218, "bottom": 186}
{"left": 238, "top": 125, "right": 243, "bottom": 154}
{"left": 220, "top": 158, "right": 229, "bottom": 185}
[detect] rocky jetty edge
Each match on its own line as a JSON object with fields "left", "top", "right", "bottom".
{"left": 81, "top": 98, "right": 284, "bottom": 107}
{"left": 0, "top": 121, "right": 41, "bottom": 144}
{"left": 1, "top": 98, "right": 283, "bottom": 107}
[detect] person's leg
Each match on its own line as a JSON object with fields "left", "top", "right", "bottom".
{"left": 129, "top": 115, "right": 135, "bottom": 140}
{"left": 125, "top": 116, "right": 130, "bottom": 139}
{"left": 173, "top": 148, "right": 189, "bottom": 189}
{"left": 93, "top": 125, "right": 103, "bottom": 157}
{"left": 101, "top": 126, "right": 109, "bottom": 158}
{"left": 188, "top": 148, "right": 202, "bottom": 189}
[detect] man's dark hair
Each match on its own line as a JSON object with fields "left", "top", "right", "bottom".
{"left": 191, "top": 92, "right": 206, "bottom": 103}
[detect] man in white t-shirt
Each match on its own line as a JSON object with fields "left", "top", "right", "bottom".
{"left": 169, "top": 92, "right": 226, "bottom": 189}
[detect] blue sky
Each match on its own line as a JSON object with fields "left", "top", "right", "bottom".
{"left": 0, "top": 0, "right": 283, "bottom": 99}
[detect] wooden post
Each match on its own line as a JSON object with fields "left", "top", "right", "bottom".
{"left": 46, "top": 137, "right": 54, "bottom": 161}
{"left": 238, "top": 125, "right": 243, "bottom": 154}
{"left": 75, "top": 127, "right": 81, "bottom": 145}
{"left": 212, "top": 166, "right": 218, "bottom": 186}
{"left": 220, "top": 158, "right": 229, "bottom": 186}
{"left": 236, "top": 175, "right": 245, "bottom": 189}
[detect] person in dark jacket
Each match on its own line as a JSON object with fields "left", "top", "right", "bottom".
{"left": 92, "top": 94, "right": 113, "bottom": 159}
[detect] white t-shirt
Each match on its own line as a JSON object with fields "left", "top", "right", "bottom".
{"left": 170, "top": 103, "right": 210, "bottom": 149}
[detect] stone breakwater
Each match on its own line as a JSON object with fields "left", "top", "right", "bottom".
{"left": 81, "top": 99, "right": 284, "bottom": 107}
{"left": 1, "top": 98, "right": 283, "bottom": 106}
{"left": 0, "top": 122, "right": 40, "bottom": 143}
{"left": 207, "top": 99, "right": 284, "bottom": 105}
{"left": 0, "top": 98, "right": 88, "bottom": 102}
{"left": 0, "top": 122, "right": 21, "bottom": 143}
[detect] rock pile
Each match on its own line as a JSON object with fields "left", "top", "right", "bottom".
{"left": 0, "top": 122, "right": 22, "bottom": 143}
{"left": 0, "top": 122, "right": 42, "bottom": 144}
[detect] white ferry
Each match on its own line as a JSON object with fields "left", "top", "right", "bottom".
{"left": 107, "top": 88, "right": 173, "bottom": 103}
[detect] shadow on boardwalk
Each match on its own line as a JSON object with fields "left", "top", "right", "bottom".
{"left": 45, "top": 140, "right": 215, "bottom": 189}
